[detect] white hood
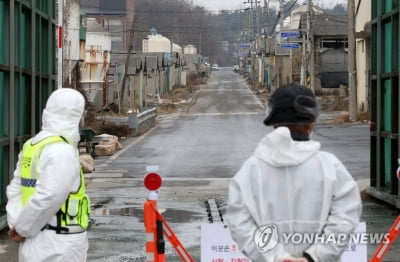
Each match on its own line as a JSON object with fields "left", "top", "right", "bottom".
{"left": 41, "top": 88, "right": 85, "bottom": 146}
{"left": 254, "top": 126, "right": 320, "bottom": 167}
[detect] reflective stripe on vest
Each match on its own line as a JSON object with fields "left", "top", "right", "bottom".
{"left": 20, "top": 136, "right": 90, "bottom": 230}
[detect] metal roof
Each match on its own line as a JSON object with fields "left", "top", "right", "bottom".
{"left": 300, "top": 14, "right": 347, "bottom": 36}
{"left": 110, "top": 52, "right": 173, "bottom": 74}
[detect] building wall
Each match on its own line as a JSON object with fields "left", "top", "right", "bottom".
{"left": 146, "top": 71, "right": 157, "bottom": 101}
{"left": 183, "top": 45, "right": 197, "bottom": 55}
{"left": 355, "top": 0, "right": 371, "bottom": 112}
{"left": 313, "top": 36, "right": 349, "bottom": 96}
{"left": 169, "top": 66, "right": 180, "bottom": 90}
{"left": 356, "top": 38, "right": 370, "bottom": 112}
{"left": 291, "top": 49, "right": 303, "bottom": 83}
{"left": 319, "top": 49, "right": 348, "bottom": 89}
{"left": 130, "top": 73, "right": 143, "bottom": 109}
{"left": 183, "top": 54, "right": 200, "bottom": 74}
{"left": 274, "top": 55, "right": 291, "bottom": 90}
{"left": 96, "top": 16, "right": 127, "bottom": 51}
{"left": 264, "top": 56, "right": 275, "bottom": 89}
{"left": 80, "top": 0, "right": 134, "bottom": 51}
{"left": 80, "top": 28, "right": 111, "bottom": 109}
{"left": 159, "top": 70, "right": 167, "bottom": 95}
{"left": 63, "top": 0, "right": 80, "bottom": 86}
{"left": 355, "top": 0, "right": 371, "bottom": 33}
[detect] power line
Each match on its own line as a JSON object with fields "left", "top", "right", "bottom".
{"left": 80, "top": 4, "right": 249, "bottom": 14}
{"left": 105, "top": 17, "right": 346, "bottom": 35}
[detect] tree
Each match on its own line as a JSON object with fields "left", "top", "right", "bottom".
{"left": 325, "top": 3, "right": 347, "bottom": 14}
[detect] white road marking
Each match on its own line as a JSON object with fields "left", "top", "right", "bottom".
{"left": 200, "top": 89, "right": 250, "bottom": 92}
{"left": 181, "top": 112, "right": 263, "bottom": 116}
{"left": 245, "top": 85, "right": 265, "bottom": 109}
{"left": 0, "top": 244, "right": 8, "bottom": 254}
{"left": 109, "top": 126, "right": 158, "bottom": 161}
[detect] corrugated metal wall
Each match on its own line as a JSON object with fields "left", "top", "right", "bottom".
{"left": 0, "top": 0, "right": 56, "bottom": 228}
{"left": 369, "top": 0, "right": 400, "bottom": 208}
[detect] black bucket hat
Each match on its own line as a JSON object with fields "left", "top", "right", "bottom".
{"left": 263, "top": 84, "right": 319, "bottom": 126}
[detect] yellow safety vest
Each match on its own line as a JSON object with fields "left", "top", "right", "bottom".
{"left": 20, "top": 136, "right": 90, "bottom": 233}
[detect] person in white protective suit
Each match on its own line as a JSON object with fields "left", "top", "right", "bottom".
{"left": 6, "top": 88, "right": 90, "bottom": 262}
{"left": 225, "top": 84, "right": 362, "bottom": 262}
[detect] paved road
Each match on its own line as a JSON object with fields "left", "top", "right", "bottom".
{"left": 100, "top": 69, "right": 268, "bottom": 179}
{"left": 86, "top": 68, "right": 269, "bottom": 261}
{"left": 85, "top": 68, "right": 376, "bottom": 261}
{"left": 1, "top": 68, "right": 398, "bottom": 261}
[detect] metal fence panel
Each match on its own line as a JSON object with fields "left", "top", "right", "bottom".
{"left": 369, "top": 0, "right": 400, "bottom": 207}
{"left": 0, "top": 0, "right": 56, "bottom": 229}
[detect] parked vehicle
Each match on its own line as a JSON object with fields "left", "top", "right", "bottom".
{"left": 233, "top": 65, "right": 239, "bottom": 72}
{"left": 211, "top": 64, "right": 219, "bottom": 71}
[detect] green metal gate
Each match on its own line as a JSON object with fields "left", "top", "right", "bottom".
{"left": 369, "top": 0, "right": 400, "bottom": 207}
{"left": 0, "top": 0, "right": 56, "bottom": 228}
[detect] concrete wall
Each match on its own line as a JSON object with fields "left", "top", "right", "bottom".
{"left": 169, "top": 66, "right": 180, "bottom": 89}
{"left": 107, "top": 51, "right": 189, "bottom": 112}
{"left": 356, "top": 39, "right": 370, "bottom": 112}
{"left": 355, "top": 0, "right": 371, "bottom": 112}
{"left": 64, "top": 0, "right": 81, "bottom": 86}
{"left": 146, "top": 72, "right": 156, "bottom": 96}
{"left": 131, "top": 72, "right": 144, "bottom": 109}
{"left": 319, "top": 49, "right": 348, "bottom": 89}
{"left": 159, "top": 70, "right": 167, "bottom": 95}
{"left": 355, "top": 0, "right": 371, "bottom": 33}
{"left": 183, "top": 54, "right": 200, "bottom": 74}
{"left": 274, "top": 55, "right": 291, "bottom": 90}
{"left": 313, "top": 36, "right": 348, "bottom": 95}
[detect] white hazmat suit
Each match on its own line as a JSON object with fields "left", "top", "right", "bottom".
{"left": 225, "top": 127, "right": 362, "bottom": 262}
{"left": 6, "top": 88, "right": 88, "bottom": 262}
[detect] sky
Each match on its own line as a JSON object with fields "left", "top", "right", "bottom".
{"left": 189, "top": 0, "right": 348, "bottom": 12}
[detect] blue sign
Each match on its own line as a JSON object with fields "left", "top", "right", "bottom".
{"left": 164, "top": 53, "right": 171, "bottom": 60}
{"left": 281, "top": 31, "right": 300, "bottom": 38}
{"left": 240, "top": 43, "right": 252, "bottom": 49}
{"left": 233, "top": 51, "right": 249, "bottom": 57}
{"left": 280, "top": 43, "right": 301, "bottom": 49}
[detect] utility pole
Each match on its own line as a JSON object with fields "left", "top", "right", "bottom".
{"left": 243, "top": 7, "right": 247, "bottom": 42}
{"left": 300, "top": 34, "right": 306, "bottom": 85}
{"left": 243, "top": 4, "right": 249, "bottom": 42}
{"left": 249, "top": 0, "right": 254, "bottom": 39}
{"left": 263, "top": 0, "right": 269, "bottom": 36}
{"left": 279, "top": 0, "right": 284, "bottom": 32}
{"left": 245, "top": 0, "right": 256, "bottom": 90}
{"left": 263, "top": 0, "right": 269, "bottom": 88}
{"left": 307, "top": 0, "right": 315, "bottom": 93}
{"left": 255, "top": 0, "right": 260, "bottom": 35}
{"left": 199, "top": 33, "right": 202, "bottom": 55}
{"left": 348, "top": 0, "right": 358, "bottom": 121}
{"left": 120, "top": 15, "right": 136, "bottom": 114}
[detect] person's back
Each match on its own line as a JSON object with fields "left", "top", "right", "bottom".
{"left": 6, "top": 88, "right": 90, "bottom": 262}
{"left": 225, "top": 84, "right": 362, "bottom": 262}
